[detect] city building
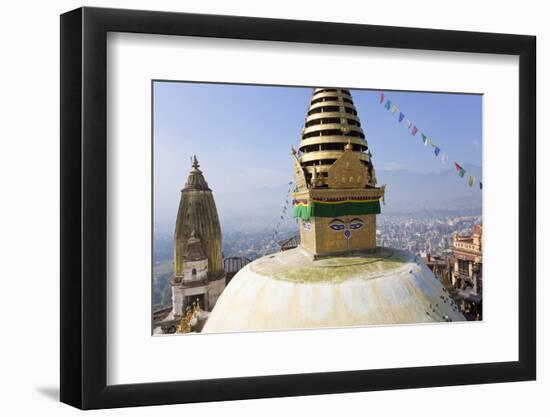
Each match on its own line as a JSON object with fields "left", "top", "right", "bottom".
{"left": 451, "top": 224, "right": 483, "bottom": 319}
{"left": 203, "top": 88, "right": 465, "bottom": 333}
{"left": 423, "top": 253, "right": 452, "bottom": 286}
{"left": 170, "top": 156, "right": 225, "bottom": 317}
{"left": 224, "top": 257, "right": 251, "bottom": 285}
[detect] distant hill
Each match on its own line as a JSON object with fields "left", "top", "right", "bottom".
{"left": 377, "top": 163, "right": 482, "bottom": 214}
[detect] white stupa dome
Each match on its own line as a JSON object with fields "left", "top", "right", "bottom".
{"left": 203, "top": 247, "right": 465, "bottom": 333}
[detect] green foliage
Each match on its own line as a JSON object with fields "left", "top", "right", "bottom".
{"left": 153, "top": 260, "right": 173, "bottom": 308}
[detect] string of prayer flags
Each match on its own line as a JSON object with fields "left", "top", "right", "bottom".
{"left": 266, "top": 180, "right": 295, "bottom": 254}
{"left": 378, "top": 92, "right": 482, "bottom": 191}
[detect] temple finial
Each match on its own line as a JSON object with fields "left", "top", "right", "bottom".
{"left": 192, "top": 155, "right": 200, "bottom": 169}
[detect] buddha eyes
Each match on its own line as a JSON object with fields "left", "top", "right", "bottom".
{"left": 349, "top": 219, "right": 364, "bottom": 230}
{"left": 328, "top": 218, "right": 364, "bottom": 231}
{"left": 329, "top": 222, "right": 345, "bottom": 231}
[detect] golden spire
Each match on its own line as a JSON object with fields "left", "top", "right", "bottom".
{"left": 297, "top": 88, "right": 377, "bottom": 189}
{"left": 292, "top": 88, "right": 385, "bottom": 256}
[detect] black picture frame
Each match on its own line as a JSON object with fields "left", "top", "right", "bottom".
{"left": 60, "top": 6, "right": 536, "bottom": 410}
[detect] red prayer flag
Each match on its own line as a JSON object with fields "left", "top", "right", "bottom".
{"left": 379, "top": 92, "right": 385, "bottom": 103}
{"left": 411, "top": 126, "right": 418, "bottom": 136}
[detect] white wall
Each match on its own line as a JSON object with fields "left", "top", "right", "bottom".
{"left": 0, "top": 0, "right": 545, "bottom": 415}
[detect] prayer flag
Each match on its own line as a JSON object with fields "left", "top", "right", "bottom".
{"left": 406, "top": 119, "right": 412, "bottom": 129}
{"left": 411, "top": 126, "right": 418, "bottom": 135}
{"left": 441, "top": 153, "right": 448, "bottom": 164}
{"left": 391, "top": 105, "right": 398, "bottom": 114}
{"left": 480, "top": 182, "right": 483, "bottom": 190}
{"left": 385, "top": 100, "right": 391, "bottom": 110}
{"left": 380, "top": 92, "right": 385, "bottom": 103}
{"left": 434, "top": 147, "right": 441, "bottom": 156}
{"left": 454, "top": 162, "right": 466, "bottom": 177}
{"left": 399, "top": 112, "right": 405, "bottom": 122}
{"left": 468, "top": 175, "right": 476, "bottom": 187}
{"left": 288, "top": 181, "right": 293, "bottom": 185}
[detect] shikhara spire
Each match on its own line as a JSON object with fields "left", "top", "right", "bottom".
{"left": 170, "top": 156, "right": 225, "bottom": 315}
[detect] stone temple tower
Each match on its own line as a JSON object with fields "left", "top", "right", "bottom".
{"left": 171, "top": 156, "right": 225, "bottom": 316}
{"left": 292, "top": 88, "right": 385, "bottom": 256}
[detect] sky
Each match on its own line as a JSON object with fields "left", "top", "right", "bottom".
{"left": 153, "top": 81, "right": 482, "bottom": 230}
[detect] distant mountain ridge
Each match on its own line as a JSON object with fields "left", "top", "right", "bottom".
{"left": 377, "top": 163, "right": 482, "bottom": 213}
{"left": 155, "top": 163, "right": 482, "bottom": 233}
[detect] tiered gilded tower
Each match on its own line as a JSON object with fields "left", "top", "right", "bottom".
{"left": 292, "top": 88, "right": 385, "bottom": 256}
{"left": 171, "top": 156, "right": 225, "bottom": 314}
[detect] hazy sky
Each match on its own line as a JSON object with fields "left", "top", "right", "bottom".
{"left": 153, "top": 82, "right": 482, "bottom": 229}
